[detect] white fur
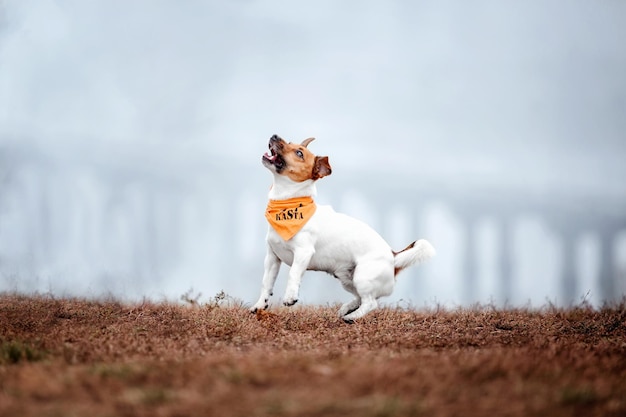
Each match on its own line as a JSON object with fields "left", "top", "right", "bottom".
{"left": 251, "top": 166, "right": 435, "bottom": 322}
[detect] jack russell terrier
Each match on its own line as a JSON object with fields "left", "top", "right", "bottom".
{"left": 251, "top": 134, "right": 435, "bottom": 322}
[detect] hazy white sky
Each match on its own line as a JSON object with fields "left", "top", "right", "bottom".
{"left": 1, "top": 0, "right": 625, "bottom": 192}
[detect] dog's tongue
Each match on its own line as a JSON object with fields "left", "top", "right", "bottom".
{"left": 264, "top": 151, "right": 277, "bottom": 161}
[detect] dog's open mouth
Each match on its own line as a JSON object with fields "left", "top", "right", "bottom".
{"left": 263, "top": 147, "right": 278, "bottom": 162}
{"left": 262, "top": 144, "right": 285, "bottom": 171}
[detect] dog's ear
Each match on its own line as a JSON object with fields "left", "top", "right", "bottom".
{"left": 301, "top": 137, "right": 315, "bottom": 148}
{"left": 312, "top": 156, "right": 332, "bottom": 180}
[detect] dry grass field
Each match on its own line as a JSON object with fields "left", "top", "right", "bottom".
{"left": 0, "top": 292, "right": 625, "bottom": 417}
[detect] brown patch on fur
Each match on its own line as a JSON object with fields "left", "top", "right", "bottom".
{"left": 312, "top": 156, "right": 332, "bottom": 180}
{"left": 270, "top": 136, "right": 332, "bottom": 183}
{"left": 393, "top": 241, "right": 416, "bottom": 276}
{"left": 392, "top": 241, "right": 416, "bottom": 256}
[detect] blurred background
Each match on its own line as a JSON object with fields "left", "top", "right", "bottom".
{"left": 1, "top": 0, "right": 625, "bottom": 308}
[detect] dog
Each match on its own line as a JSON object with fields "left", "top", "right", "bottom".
{"left": 251, "top": 134, "right": 435, "bottom": 322}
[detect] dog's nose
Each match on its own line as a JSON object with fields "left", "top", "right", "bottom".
{"left": 270, "top": 134, "right": 279, "bottom": 142}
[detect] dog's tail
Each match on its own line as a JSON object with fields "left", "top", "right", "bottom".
{"left": 393, "top": 239, "right": 435, "bottom": 276}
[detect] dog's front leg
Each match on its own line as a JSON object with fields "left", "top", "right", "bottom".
{"left": 251, "top": 247, "right": 281, "bottom": 312}
{"left": 282, "top": 247, "right": 314, "bottom": 306}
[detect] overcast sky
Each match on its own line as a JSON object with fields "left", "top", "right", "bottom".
{"left": 1, "top": 0, "right": 625, "bottom": 192}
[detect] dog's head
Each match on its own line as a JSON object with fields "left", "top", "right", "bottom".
{"left": 262, "top": 134, "right": 332, "bottom": 182}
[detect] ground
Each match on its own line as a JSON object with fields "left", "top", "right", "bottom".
{"left": 0, "top": 293, "right": 625, "bottom": 416}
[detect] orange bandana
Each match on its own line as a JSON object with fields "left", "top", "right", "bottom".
{"left": 265, "top": 196, "right": 317, "bottom": 241}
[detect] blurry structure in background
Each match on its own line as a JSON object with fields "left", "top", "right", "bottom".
{"left": 1, "top": 1, "right": 625, "bottom": 306}
{"left": 1, "top": 141, "right": 624, "bottom": 307}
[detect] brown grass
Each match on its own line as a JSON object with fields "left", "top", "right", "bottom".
{"left": 0, "top": 293, "right": 625, "bottom": 417}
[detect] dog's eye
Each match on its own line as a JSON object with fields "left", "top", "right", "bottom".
{"left": 295, "top": 149, "right": 304, "bottom": 159}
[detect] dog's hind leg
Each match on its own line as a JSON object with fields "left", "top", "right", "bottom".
{"left": 338, "top": 298, "right": 361, "bottom": 317}
{"left": 342, "top": 296, "right": 378, "bottom": 323}
{"left": 334, "top": 267, "right": 361, "bottom": 317}
{"left": 341, "top": 260, "right": 393, "bottom": 322}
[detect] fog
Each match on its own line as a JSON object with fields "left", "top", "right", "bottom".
{"left": 1, "top": 0, "right": 625, "bottom": 307}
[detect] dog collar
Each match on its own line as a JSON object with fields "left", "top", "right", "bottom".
{"left": 265, "top": 196, "right": 317, "bottom": 241}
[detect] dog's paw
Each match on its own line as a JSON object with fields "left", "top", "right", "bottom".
{"left": 250, "top": 300, "right": 269, "bottom": 313}
{"left": 282, "top": 297, "right": 298, "bottom": 307}
{"left": 282, "top": 287, "right": 299, "bottom": 306}
{"left": 338, "top": 300, "right": 361, "bottom": 317}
